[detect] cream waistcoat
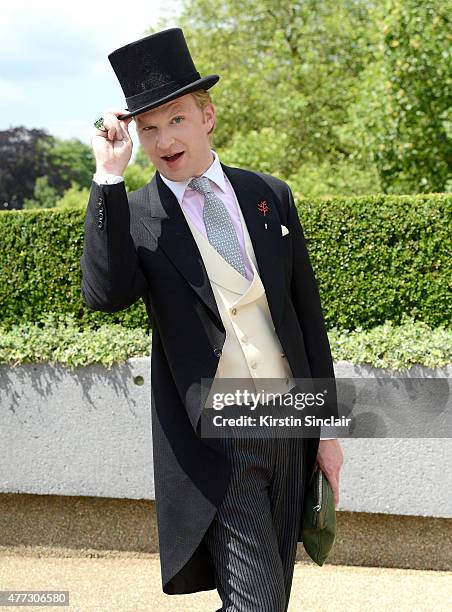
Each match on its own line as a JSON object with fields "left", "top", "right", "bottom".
{"left": 180, "top": 198, "right": 296, "bottom": 407}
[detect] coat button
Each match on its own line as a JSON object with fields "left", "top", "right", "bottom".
{"left": 213, "top": 347, "right": 222, "bottom": 357}
{"left": 97, "top": 221, "right": 103, "bottom": 229}
{"left": 97, "top": 197, "right": 103, "bottom": 207}
{"left": 230, "top": 307, "right": 237, "bottom": 315}
{"left": 98, "top": 213, "right": 104, "bottom": 221}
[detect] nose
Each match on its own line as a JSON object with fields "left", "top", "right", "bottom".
{"left": 156, "top": 127, "right": 175, "bottom": 152}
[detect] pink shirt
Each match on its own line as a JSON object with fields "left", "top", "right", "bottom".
{"left": 159, "top": 149, "right": 254, "bottom": 280}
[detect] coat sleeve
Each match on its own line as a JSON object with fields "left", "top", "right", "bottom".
{"left": 80, "top": 180, "right": 148, "bottom": 312}
{"left": 286, "top": 184, "right": 339, "bottom": 423}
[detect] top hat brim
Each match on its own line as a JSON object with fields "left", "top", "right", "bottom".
{"left": 117, "top": 74, "right": 220, "bottom": 121}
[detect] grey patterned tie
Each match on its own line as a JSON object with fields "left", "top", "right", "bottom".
{"left": 188, "top": 175, "right": 248, "bottom": 278}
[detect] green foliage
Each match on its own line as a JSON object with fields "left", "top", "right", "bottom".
{"left": 345, "top": 0, "right": 451, "bottom": 194}
{"left": 54, "top": 182, "right": 91, "bottom": 209}
{"left": 133, "top": 144, "right": 154, "bottom": 170}
{"left": 0, "top": 312, "right": 150, "bottom": 370}
{"left": 329, "top": 314, "right": 451, "bottom": 371}
{"left": 1, "top": 127, "right": 95, "bottom": 209}
{"left": 154, "top": 0, "right": 378, "bottom": 195}
{"left": 288, "top": 191, "right": 451, "bottom": 331}
{"left": 40, "top": 136, "right": 96, "bottom": 192}
{"left": 124, "top": 162, "right": 152, "bottom": 191}
{"left": 22, "top": 176, "right": 59, "bottom": 209}
{"left": 0, "top": 206, "right": 150, "bottom": 331}
{"left": 1, "top": 313, "right": 449, "bottom": 370}
{"left": 0, "top": 192, "right": 450, "bottom": 332}
{"left": 220, "top": 129, "right": 382, "bottom": 198}
{"left": 287, "top": 160, "right": 381, "bottom": 199}
{"left": 152, "top": 0, "right": 450, "bottom": 196}
{"left": 220, "top": 127, "right": 295, "bottom": 178}
{"left": 0, "top": 127, "right": 51, "bottom": 209}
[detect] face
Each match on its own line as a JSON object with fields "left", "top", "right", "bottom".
{"left": 134, "top": 92, "right": 216, "bottom": 181}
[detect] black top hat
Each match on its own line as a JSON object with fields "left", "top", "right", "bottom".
{"left": 108, "top": 27, "right": 220, "bottom": 120}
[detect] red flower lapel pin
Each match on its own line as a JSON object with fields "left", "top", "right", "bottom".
{"left": 257, "top": 199, "right": 269, "bottom": 229}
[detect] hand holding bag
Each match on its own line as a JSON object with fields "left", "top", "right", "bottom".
{"left": 301, "top": 464, "right": 337, "bottom": 566}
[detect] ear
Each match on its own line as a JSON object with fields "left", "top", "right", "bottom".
{"left": 205, "top": 102, "right": 216, "bottom": 134}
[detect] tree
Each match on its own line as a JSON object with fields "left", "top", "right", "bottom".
{"left": 151, "top": 0, "right": 449, "bottom": 196}
{"left": 346, "top": 0, "right": 451, "bottom": 194}
{"left": 23, "top": 176, "right": 59, "bottom": 209}
{"left": 55, "top": 182, "right": 90, "bottom": 209}
{"left": 43, "top": 137, "right": 96, "bottom": 193}
{"left": 124, "top": 163, "right": 152, "bottom": 191}
{"left": 0, "top": 127, "right": 51, "bottom": 209}
{"left": 134, "top": 144, "right": 154, "bottom": 170}
{"left": 0, "top": 127, "right": 96, "bottom": 209}
{"left": 155, "top": 0, "right": 376, "bottom": 179}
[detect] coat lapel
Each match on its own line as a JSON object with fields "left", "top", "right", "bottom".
{"left": 140, "top": 162, "right": 285, "bottom": 330}
{"left": 141, "top": 172, "right": 220, "bottom": 324}
{"left": 221, "top": 164, "right": 285, "bottom": 329}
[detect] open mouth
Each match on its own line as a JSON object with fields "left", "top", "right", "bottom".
{"left": 162, "top": 151, "right": 184, "bottom": 162}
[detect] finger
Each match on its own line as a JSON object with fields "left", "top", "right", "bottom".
{"left": 118, "top": 115, "right": 133, "bottom": 139}
{"left": 91, "top": 127, "right": 108, "bottom": 140}
{"left": 113, "top": 121, "right": 132, "bottom": 141}
{"left": 116, "top": 120, "right": 128, "bottom": 140}
{"left": 330, "top": 477, "right": 339, "bottom": 507}
{"left": 102, "top": 112, "right": 122, "bottom": 141}
{"left": 105, "top": 109, "right": 133, "bottom": 137}
{"left": 106, "top": 120, "right": 119, "bottom": 141}
{"left": 105, "top": 109, "right": 131, "bottom": 127}
{"left": 92, "top": 128, "right": 106, "bottom": 138}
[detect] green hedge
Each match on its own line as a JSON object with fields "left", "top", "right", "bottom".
{"left": 1, "top": 313, "right": 449, "bottom": 371}
{"left": 291, "top": 191, "right": 451, "bottom": 330}
{"left": 0, "top": 192, "right": 450, "bottom": 331}
{"left": 0, "top": 207, "right": 149, "bottom": 331}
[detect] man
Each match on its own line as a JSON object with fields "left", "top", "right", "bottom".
{"left": 81, "top": 27, "right": 343, "bottom": 611}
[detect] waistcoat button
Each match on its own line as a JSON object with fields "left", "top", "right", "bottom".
{"left": 213, "top": 347, "right": 222, "bottom": 357}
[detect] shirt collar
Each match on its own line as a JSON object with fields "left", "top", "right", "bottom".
{"left": 158, "top": 149, "right": 227, "bottom": 205}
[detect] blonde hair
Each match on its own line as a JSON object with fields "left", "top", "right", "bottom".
{"left": 190, "top": 88, "right": 216, "bottom": 143}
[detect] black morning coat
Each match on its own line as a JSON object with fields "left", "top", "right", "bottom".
{"left": 80, "top": 161, "right": 338, "bottom": 595}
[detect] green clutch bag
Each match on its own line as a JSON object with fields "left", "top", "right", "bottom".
{"left": 301, "top": 464, "right": 337, "bottom": 566}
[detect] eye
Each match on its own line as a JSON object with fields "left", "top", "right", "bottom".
{"left": 172, "top": 115, "right": 184, "bottom": 124}
{"left": 142, "top": 126, "right": 154, "bottom": 131}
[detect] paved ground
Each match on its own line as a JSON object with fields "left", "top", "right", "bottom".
{"left": 0, "top": 553, "right": 451, "bottom": 611}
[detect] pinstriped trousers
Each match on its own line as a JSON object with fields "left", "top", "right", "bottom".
{"left": 204, "top": 426, "right": 305, "bottom": 612}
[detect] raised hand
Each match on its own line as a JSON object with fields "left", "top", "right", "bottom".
{"left": 91, "top": 109, "right": 134, "bottom": 176}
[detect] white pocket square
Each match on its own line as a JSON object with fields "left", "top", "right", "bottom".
{"left": 281, "top": 225, "right": 289, "bottom": 236}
